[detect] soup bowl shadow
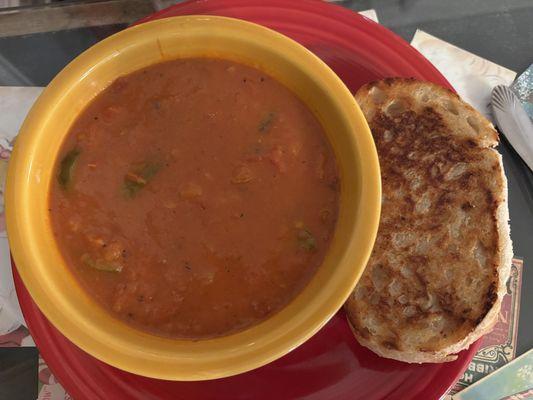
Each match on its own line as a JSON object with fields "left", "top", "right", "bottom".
{"left": 6, "top": 16, "right": 380, "bottom": 381}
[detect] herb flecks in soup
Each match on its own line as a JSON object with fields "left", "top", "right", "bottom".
{"left": 49, "top": 58, "right": 340, "bottom": 339}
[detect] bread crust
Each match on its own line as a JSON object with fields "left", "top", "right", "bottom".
{"left": 345, "top": 78, "right": 513, "bottom": 363}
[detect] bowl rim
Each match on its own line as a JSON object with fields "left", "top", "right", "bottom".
{"left": 6, "top": 15, "right": 380, "bottom": 380}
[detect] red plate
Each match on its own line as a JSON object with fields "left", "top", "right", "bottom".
{"left": 13, "top": 1, "right": 479, "bottom": 399}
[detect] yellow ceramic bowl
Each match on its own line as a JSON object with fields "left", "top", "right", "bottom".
{"left": 6, "top": 16, "right": 380, "bottom": 380}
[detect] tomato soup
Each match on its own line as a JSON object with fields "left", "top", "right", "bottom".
{"left": 49, "top": 58, "right": 340, "bottom": 339}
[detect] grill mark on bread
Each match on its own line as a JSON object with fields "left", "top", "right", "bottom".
{"left": 476, "top": 282, "right": 498, "bottom": 325}
{"left": 382, "top": 340, "right": 399, "bottom": 350}
{"left": 345, "top": 78, "right": 512, "bottom": 363}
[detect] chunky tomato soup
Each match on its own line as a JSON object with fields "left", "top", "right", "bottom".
{"left": 49, "top": 58, "right": 339, "bottom": 339}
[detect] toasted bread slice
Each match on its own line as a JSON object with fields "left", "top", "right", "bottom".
{"left": 345, "top": 78, "right": 513, "bottom": 363}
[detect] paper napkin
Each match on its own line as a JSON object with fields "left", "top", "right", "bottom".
{"left": 411, "top": 30, "right": 516, "bottom": 122}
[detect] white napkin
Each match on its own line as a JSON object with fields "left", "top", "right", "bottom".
{"left": 358, "top": 9, "right": 378, "bottom": 22}
{"left": 0, "top": 86, "right": 43, "bottom": 334}
{"left": 411, "top": 30, "right": 516, "bottom": 122}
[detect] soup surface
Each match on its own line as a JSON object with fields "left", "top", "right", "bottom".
{"left": 49, "top": 58, "right": 339, "bottom": 339}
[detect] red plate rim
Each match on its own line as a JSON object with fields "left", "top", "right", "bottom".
{"left": 12, "top": 1, "right": 478, "bottom": 399}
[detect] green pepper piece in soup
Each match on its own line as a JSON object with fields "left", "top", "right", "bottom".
{"left": 58, "top": 148, "right": 80, "bottom": 189}
{"left": 122, "top": 161, "right": 161, "bottom": 198}
{"left": 258, "top": 112, "right": 276, "bottom": 133}
{"left": 297, "top": 229, "right": 317, "bottom": 252}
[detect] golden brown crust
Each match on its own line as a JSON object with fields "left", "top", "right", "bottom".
{"left": 345, "top": 78, "right": 513, "bottom": 363}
